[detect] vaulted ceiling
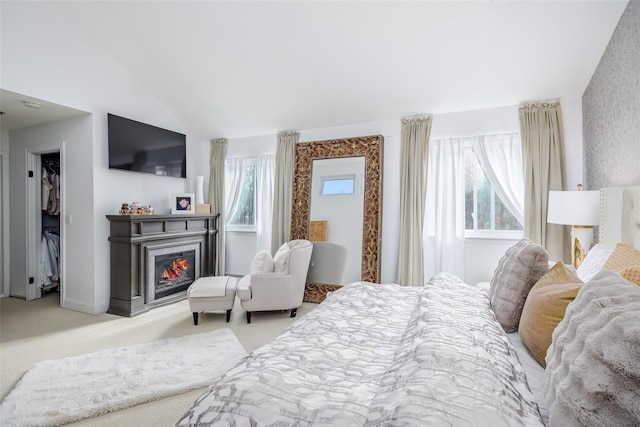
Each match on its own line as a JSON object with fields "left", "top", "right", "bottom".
{"left": 1, "top": 1, "right": 629, "bottom": 139}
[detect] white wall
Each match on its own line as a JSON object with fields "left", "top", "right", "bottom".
{"left": 8, "top": 116, "right": 94, "bottom": 308}
{"left": 2, "top": 2, "right": 210, "bottom": 313}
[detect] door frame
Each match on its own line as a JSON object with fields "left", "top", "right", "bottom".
{"left": 26, "top": 142, "right": 65, "bottom": 303}
{"left": 0, "top": 150, "right": 8, "bottom": 297}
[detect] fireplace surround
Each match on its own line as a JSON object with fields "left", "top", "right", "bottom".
{"left": 106, "top": 214, "right": 218, "bottom": 317}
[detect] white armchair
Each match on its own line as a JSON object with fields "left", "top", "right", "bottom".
{"left": 236, "top": 240, "right": 313, "bottom": 323}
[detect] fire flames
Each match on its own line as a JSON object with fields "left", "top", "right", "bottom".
{"left": 159, "top": 257, "right": 192, "bottom": 286}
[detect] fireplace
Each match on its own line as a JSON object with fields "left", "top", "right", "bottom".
{"left": 154, "top": 250, "right": 196, "bottom": 299}
{"left": 147, "top": 243, "right": 200, "bottom": 302}
{"left": 106, "top": 214, "right": 218, "bottom": 317}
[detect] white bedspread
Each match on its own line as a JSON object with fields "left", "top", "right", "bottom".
{"left": 175, "top": 273, "right": 545, "bottom": 426}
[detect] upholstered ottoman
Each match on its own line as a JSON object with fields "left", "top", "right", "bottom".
{"left": 187, "top": 276, "right": 237, "bottom": 325}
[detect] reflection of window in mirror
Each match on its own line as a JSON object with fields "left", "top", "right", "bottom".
{"left": 321, "top": 175, "right": 355, "bottom": 195}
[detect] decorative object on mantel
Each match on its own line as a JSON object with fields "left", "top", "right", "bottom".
{"left": 194, "top": 175, "right": 211, "bottom": 213}
{"left": 195, "top": 175, "right": 205, "bottom": 204}
{"left": 195, "top": 203, "right": 211, "bottom": 214}
{"left": 119, "top": 201, "right": 154, "bottom": 215}
{"left": 547, "top": 184, "right": 600, "bottom": 268}
{"left": 171, "top": 192, "right": 195, "bottom": 214}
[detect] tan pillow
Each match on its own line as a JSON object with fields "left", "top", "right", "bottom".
{"left": 544, "top": 269, "right": 640, "bottom": 427}
{"left": 488, "top": 239, "right": 549, "bottom": 333}
{"left": 604, "top": 242, "right": 640, "bottom": 272}
{"left": 620, "top": 266, "right": 640, "bottom": 286}
{"left": 519, "top": 262, "right": 583, "bottom": 367}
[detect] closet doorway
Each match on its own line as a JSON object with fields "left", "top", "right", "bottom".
{"left": 26, "top": 144, "right": 64, "bottom": 304}
{"left": 1, "top": 151, "right": 7, "bottom": 297}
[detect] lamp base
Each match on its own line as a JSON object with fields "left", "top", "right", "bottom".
{"left": 571, "top": 226, "right": 594, "bottom": 269}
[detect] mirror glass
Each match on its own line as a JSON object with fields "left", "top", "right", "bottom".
{"left": 309, "top": 157, "right": 365, "bottom": 284}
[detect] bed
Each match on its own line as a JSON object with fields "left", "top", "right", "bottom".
{"left": 175, "top": 186, "right": 640, "bottom": 427}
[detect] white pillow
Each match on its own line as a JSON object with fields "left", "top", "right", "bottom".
{"left": 576, "top": 244, "right": 613, "bottom": 282}
{"left": 249, "top": 250, "right": 274, "bottom": 274}
{"left": 273, "top": 242, "right": 291, "bottom": 273}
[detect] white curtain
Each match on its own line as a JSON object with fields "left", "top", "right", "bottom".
{"left": 471, "top": 133, "right": 525, "bottom": 226}
{"left": 224, "top": 157, "right": 246, "bottom": 222}
{"left": 424, "top": 138, "right": 466, "bottom": 280}
{"left": 209, "top": 138, "right": 228, "bottom": 275}
{"left": 397, "top": 116, "right": 432, "bottom": 286}
{"left": 256, "top": 154, "right": 275, "bottom": 252}
{"left": 271, "top": 131, "right": 298, "bottom": 254}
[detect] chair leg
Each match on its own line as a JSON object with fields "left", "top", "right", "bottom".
{"left": 226, "top": 309, "right": 232, "bottom": 323}
{"left": 192, "top": 312, "right": 199, "bottom": 325}
{"left": 246, "top": 311, "right": 252, "bottom": 324}
{"left": 290, "top": 308, "right": 297, "bottom": 318}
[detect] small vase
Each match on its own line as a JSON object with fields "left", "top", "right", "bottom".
{"left": 195, "top": 176, "right": 204, "bottom": 204}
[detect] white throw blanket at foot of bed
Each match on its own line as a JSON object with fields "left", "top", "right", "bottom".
{"left": 175, "top": 273, "right": 545, "bottom": 426}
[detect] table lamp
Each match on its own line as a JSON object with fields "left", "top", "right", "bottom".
{"left": 547, "top": 185, "right": 600, "bottom": 268}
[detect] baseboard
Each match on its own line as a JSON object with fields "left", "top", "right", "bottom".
{"left": 62, "top": 298, "right": 109, "bottom": 315}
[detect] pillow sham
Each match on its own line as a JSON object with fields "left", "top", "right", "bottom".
{"left": 249, "top": 250, "right": 274, "bottom": 274}
{"left": 488, "top": 238, "right": 549, "bottom": 333}
{"left": 575, "top": 243, "right": 613, "bottom": 282}
{"left": 604, "top": 242, "right": 640, "bottom": 275}
{"left": 544, "top": 269, "right": 640, "bottom": 427}
{"left": 620, "top": 266, "right": 640, "bottom": 286}
{"left": 518, "top": 262, "right": 583, "bottom": 367}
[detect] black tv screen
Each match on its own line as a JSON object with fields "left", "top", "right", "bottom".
{"left": 108, "top": 113, "right": 186, "bottom": 178}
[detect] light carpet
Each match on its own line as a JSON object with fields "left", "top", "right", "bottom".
{"left": 0, "top": 329, "right": 248, "bottom": 427}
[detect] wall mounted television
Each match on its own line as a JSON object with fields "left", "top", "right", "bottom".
{"left": 108, "top": 113, "right": 187, "bottom": 178}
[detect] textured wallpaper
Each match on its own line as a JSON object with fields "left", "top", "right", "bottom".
{"left": 583, "top": 0, "right": 640, "bottom": 190}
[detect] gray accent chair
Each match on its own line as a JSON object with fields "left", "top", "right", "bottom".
{"left": 306, "top": 242, "right": 348, "bottom": 285}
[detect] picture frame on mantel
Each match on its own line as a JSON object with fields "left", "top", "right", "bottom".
{"left": 171, "top": 192, "right": 195, "bottom": 214}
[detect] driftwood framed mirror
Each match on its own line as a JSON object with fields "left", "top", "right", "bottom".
{"left": 291, "top": 135, "right": 383, "bottom": 303}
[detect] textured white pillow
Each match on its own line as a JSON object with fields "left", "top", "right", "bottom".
{"left": 249, "top": 250, "right": 274, "bottom": 274}
{"left": 273, "top": 242, "right": 291, "bottom": 273}
{"left": 576, "top": 244, "right": 613, "bottom": 282}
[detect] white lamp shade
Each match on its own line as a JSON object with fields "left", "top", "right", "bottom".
{"left": 547, "top": 191, "right": 600, "bottom": 226}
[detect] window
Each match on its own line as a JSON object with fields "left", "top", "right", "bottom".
{"left": 321, "top": 175, "right": 355, "bottom": 196}
{"left": 228, "top": 159, "right": 258, "bottom": 229}
{"left": 464, "top": 146, "right": 522, "bottom": 236}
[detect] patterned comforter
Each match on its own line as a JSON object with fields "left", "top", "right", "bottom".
{"left": 175, "top": 273, "right": 545, "bottom": 426}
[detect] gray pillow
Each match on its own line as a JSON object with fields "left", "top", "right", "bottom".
{"left": 544, "top": 269, "right": 640, "bottom": 427}
{"left": 488, "top": 238, "right": 549, "bottom": 333}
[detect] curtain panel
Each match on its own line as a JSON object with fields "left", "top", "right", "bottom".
{"left": 209, "top": 138, "right": 228, "bottom": 275}
{"left": 224, "top": 157, "right": 245, "bottom": 222}
{"left": 519, "top": 102, "right": 569, "bottom": 262}
{"left": 397, "top": 116, "right": 432, "bottom": 286}
{"left": 256, "top": 154, "right": 275, "bottom": 252}
{"left": 471, "top": 133, "right": 525, "bottom": 226}
{"left": 271, "top": 131, "right": 298, "bottom": 254}
{"left": 423, "top": 137, "right": 466, "bottom": 281}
